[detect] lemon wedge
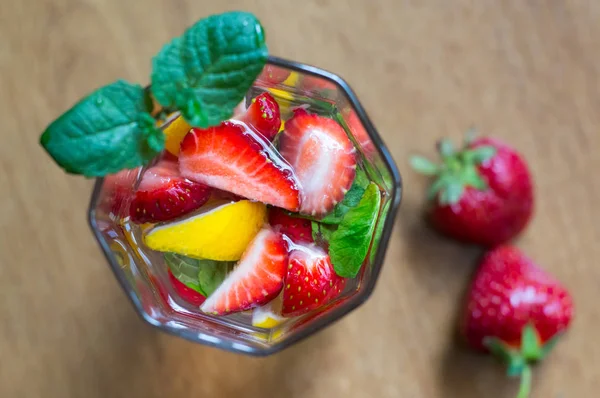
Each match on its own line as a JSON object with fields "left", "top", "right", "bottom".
{"left": 143, "top": 200, "right": 266, "bottom": 261}
{"left": 162, "top": 114, "right": 192, "bottom": 156}
{"left": 252, "top": 294, "right": 285, "bottom": 329}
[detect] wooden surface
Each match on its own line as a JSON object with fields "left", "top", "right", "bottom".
{"left": 1, "top": 1, "right": 599, "bottom": 397}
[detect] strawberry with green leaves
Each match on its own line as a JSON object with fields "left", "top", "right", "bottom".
{"left": 411, "top": 134, "right": 534, "bottom": 246}
{"left": 462, "top": 246, "right": 574, "bottom": 398}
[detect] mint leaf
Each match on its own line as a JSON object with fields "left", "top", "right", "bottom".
{"left": 329, "top": 183, "right": 382, "bottom": 278}
{"left": 151, "top": 11, "right": 268, "bottom": 127}
{"left": 165, "top": 252, "right": 204, "bottom": 294}
{"left": 165, "top": 253, "right": 234, "bottom": 296}
{"left": 197, "top": 260, "right": 235, "bottom": 296}
{"left": 369, "top": 199, "right": 391, "bottom": 264}
{"left": 319, "top": 168, "right": 369, "bottom": 224}
{"left": 40, "top": 80, "right": 164, "bottom": 177}
{"left": 311, "top": 221, "right": 337, "bottom": 245}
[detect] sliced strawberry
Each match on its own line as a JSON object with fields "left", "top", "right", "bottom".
{"left": 168, "top": 269, "right": 206, "bottom": 306}
{"left": 326, "top": 276, "right": 347, "bottom": 302}
{"left": 210, "top": 188, "right": 244, "bottom": 202}
{"left": 260, "top": 64, "right": 292, "bottom": 85}
{"left": 268, "top": 207, "right": 313, "bottom": 244}
{"left": 179, "top": 121, "right": 300, "bottom": 212}
{"left": 200, "top": 227, "right": 288, "bottom": 315}
{"left": 280, "top": 110, "right": 357, "bottom": 216}
{"left": 129, "top": 159, "right": 211, "bottom": 223}
{"left": 236, "top": 92, "right": 281, "bottom": 141}
{"left": 281, "top": 242, "right": 345, "bottom": 317}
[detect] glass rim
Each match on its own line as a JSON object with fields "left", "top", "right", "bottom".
{"left": 87, "top": 55, "right": 403, "bottom": 356}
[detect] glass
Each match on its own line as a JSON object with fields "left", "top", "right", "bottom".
{"left": 88, "top": 56, "right": 402, "bottom": 356}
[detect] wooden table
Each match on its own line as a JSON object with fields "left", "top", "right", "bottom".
{"left": 1, "top": 1, "right": 599, "bottom": 397}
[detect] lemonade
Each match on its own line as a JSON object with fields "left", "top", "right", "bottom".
{"left": 110, "top": 80, "right": 389, "bottom": 329}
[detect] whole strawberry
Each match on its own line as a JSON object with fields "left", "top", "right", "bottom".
{"left": 462, "top": 246, "right": 574, "bottom": 398}
{"left": 411, "top": 134, "right": 533, "bottom": 246}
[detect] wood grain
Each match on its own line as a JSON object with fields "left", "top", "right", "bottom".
{"left": 1, "top": 1, "right": 599, "bottom": 397}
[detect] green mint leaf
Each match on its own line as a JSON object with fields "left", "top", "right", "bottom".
{"left": 151, "top": 11, "right": 268, "bottom": 128}
{"left": 165, "top": 252, "right": 204, "bottom": 294}
{"left": 319, "top": 168, "right": 369, "bottom": 224}
{"left": 329, "top": 183, "right": 382, "bottom": 278}
{"left": 369, "top": 199, "right": 391, "bottom": 264}
{"left": 40, "top": 80, "right": 164, "bottom": 177}
{"left": 410, "top": 155, "right": 439, "bottom": 175}
{"left": 165, "top": 253, "right": 234, "bottom": 296}
{"left": 197, "top": 259, "right": 235, "bottom": 297}
{"left": 311, "top": 221, "right": 337, "bottom": 245}
{"left": 311, "top": 221, "right": 320, "bottom": 242}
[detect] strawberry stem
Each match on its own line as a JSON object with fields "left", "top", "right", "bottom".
{"left": 411, "top": 132, "right": 497, "bottom": 206}
{"left": 516, "top": 365, "right": 532, "bottom": 398}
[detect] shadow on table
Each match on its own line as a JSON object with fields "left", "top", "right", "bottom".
{"left": 398, "top": 197, "right": 516, "bottom": 397}
{"left": 73, "top": 294, "right": 334, "bottom": 398}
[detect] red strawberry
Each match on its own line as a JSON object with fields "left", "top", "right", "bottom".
{"left": 292, "top": 290, "right": 352, "bottom": 332}
{"left": 279, "top": 109, "right": 357, "bottom": 216}
{"left": 462, "top": 246, "right": 573, "bottom": 397}
{"left": 129, "top": 158, "right": 212, "bottom": 223}
{"left": 281, "top": 242, "right": 346, "bottom": 317}
{"left": 179, "top": 121, "right": 300, "bottom": 212}
{"left": 237, "top": 92, "right": 281, "bottom": 141}
{"left": 411, "top": 134, "right": 534, "bottom": 246}
{"left": 268, "top": 207, "right": 313, "bottom": 244}
{"left": 201, "top": 227, "right": 288, "bottom": 315}
{"left": 101, "top": 167, "right": 141, "bottom": 216}
{"left": 259, "top": 64, "right": 292, "bottom": 86}
{"left": 168, "top": 269, "right": 206, "bottom": 306}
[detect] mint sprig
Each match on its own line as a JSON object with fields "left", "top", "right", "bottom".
{"left": 40, "top": 11, "right": 268, "bottom": 177}
{"left": 311, "top": 221, "right": 336, "bottom": 246}
{"left": 151, "top": 11, "right": 268, "bottom": 128}
{"left": 368, "top": 199, "right": 391, "bottom": 264}
{"left": 40, "top": 80, "right": 164, "bottom": 177}
{"left": 165, "top": 253, "right": 234, "bottom": 297}
{"left": 329, "top": 183, "right": 382, "bottom": 278}
{"left": 319, "top": 168, "right": 369, "bottom": 224}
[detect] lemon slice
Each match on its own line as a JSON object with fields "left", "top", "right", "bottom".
{"left": 162, "top": 114, "right": 192, "bottom": 156}
{"left": 252, "top": 294, "right": 285, "bottom": 329}
{"left": 144, "top": 200, "right": 266, "bottom": 261}
{"left": 282, "top": 73, "right": 299, "bottom": 87}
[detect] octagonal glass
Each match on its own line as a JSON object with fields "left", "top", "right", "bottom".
{"left": 88, "top": 56, "right": 402, "bottom": 356}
